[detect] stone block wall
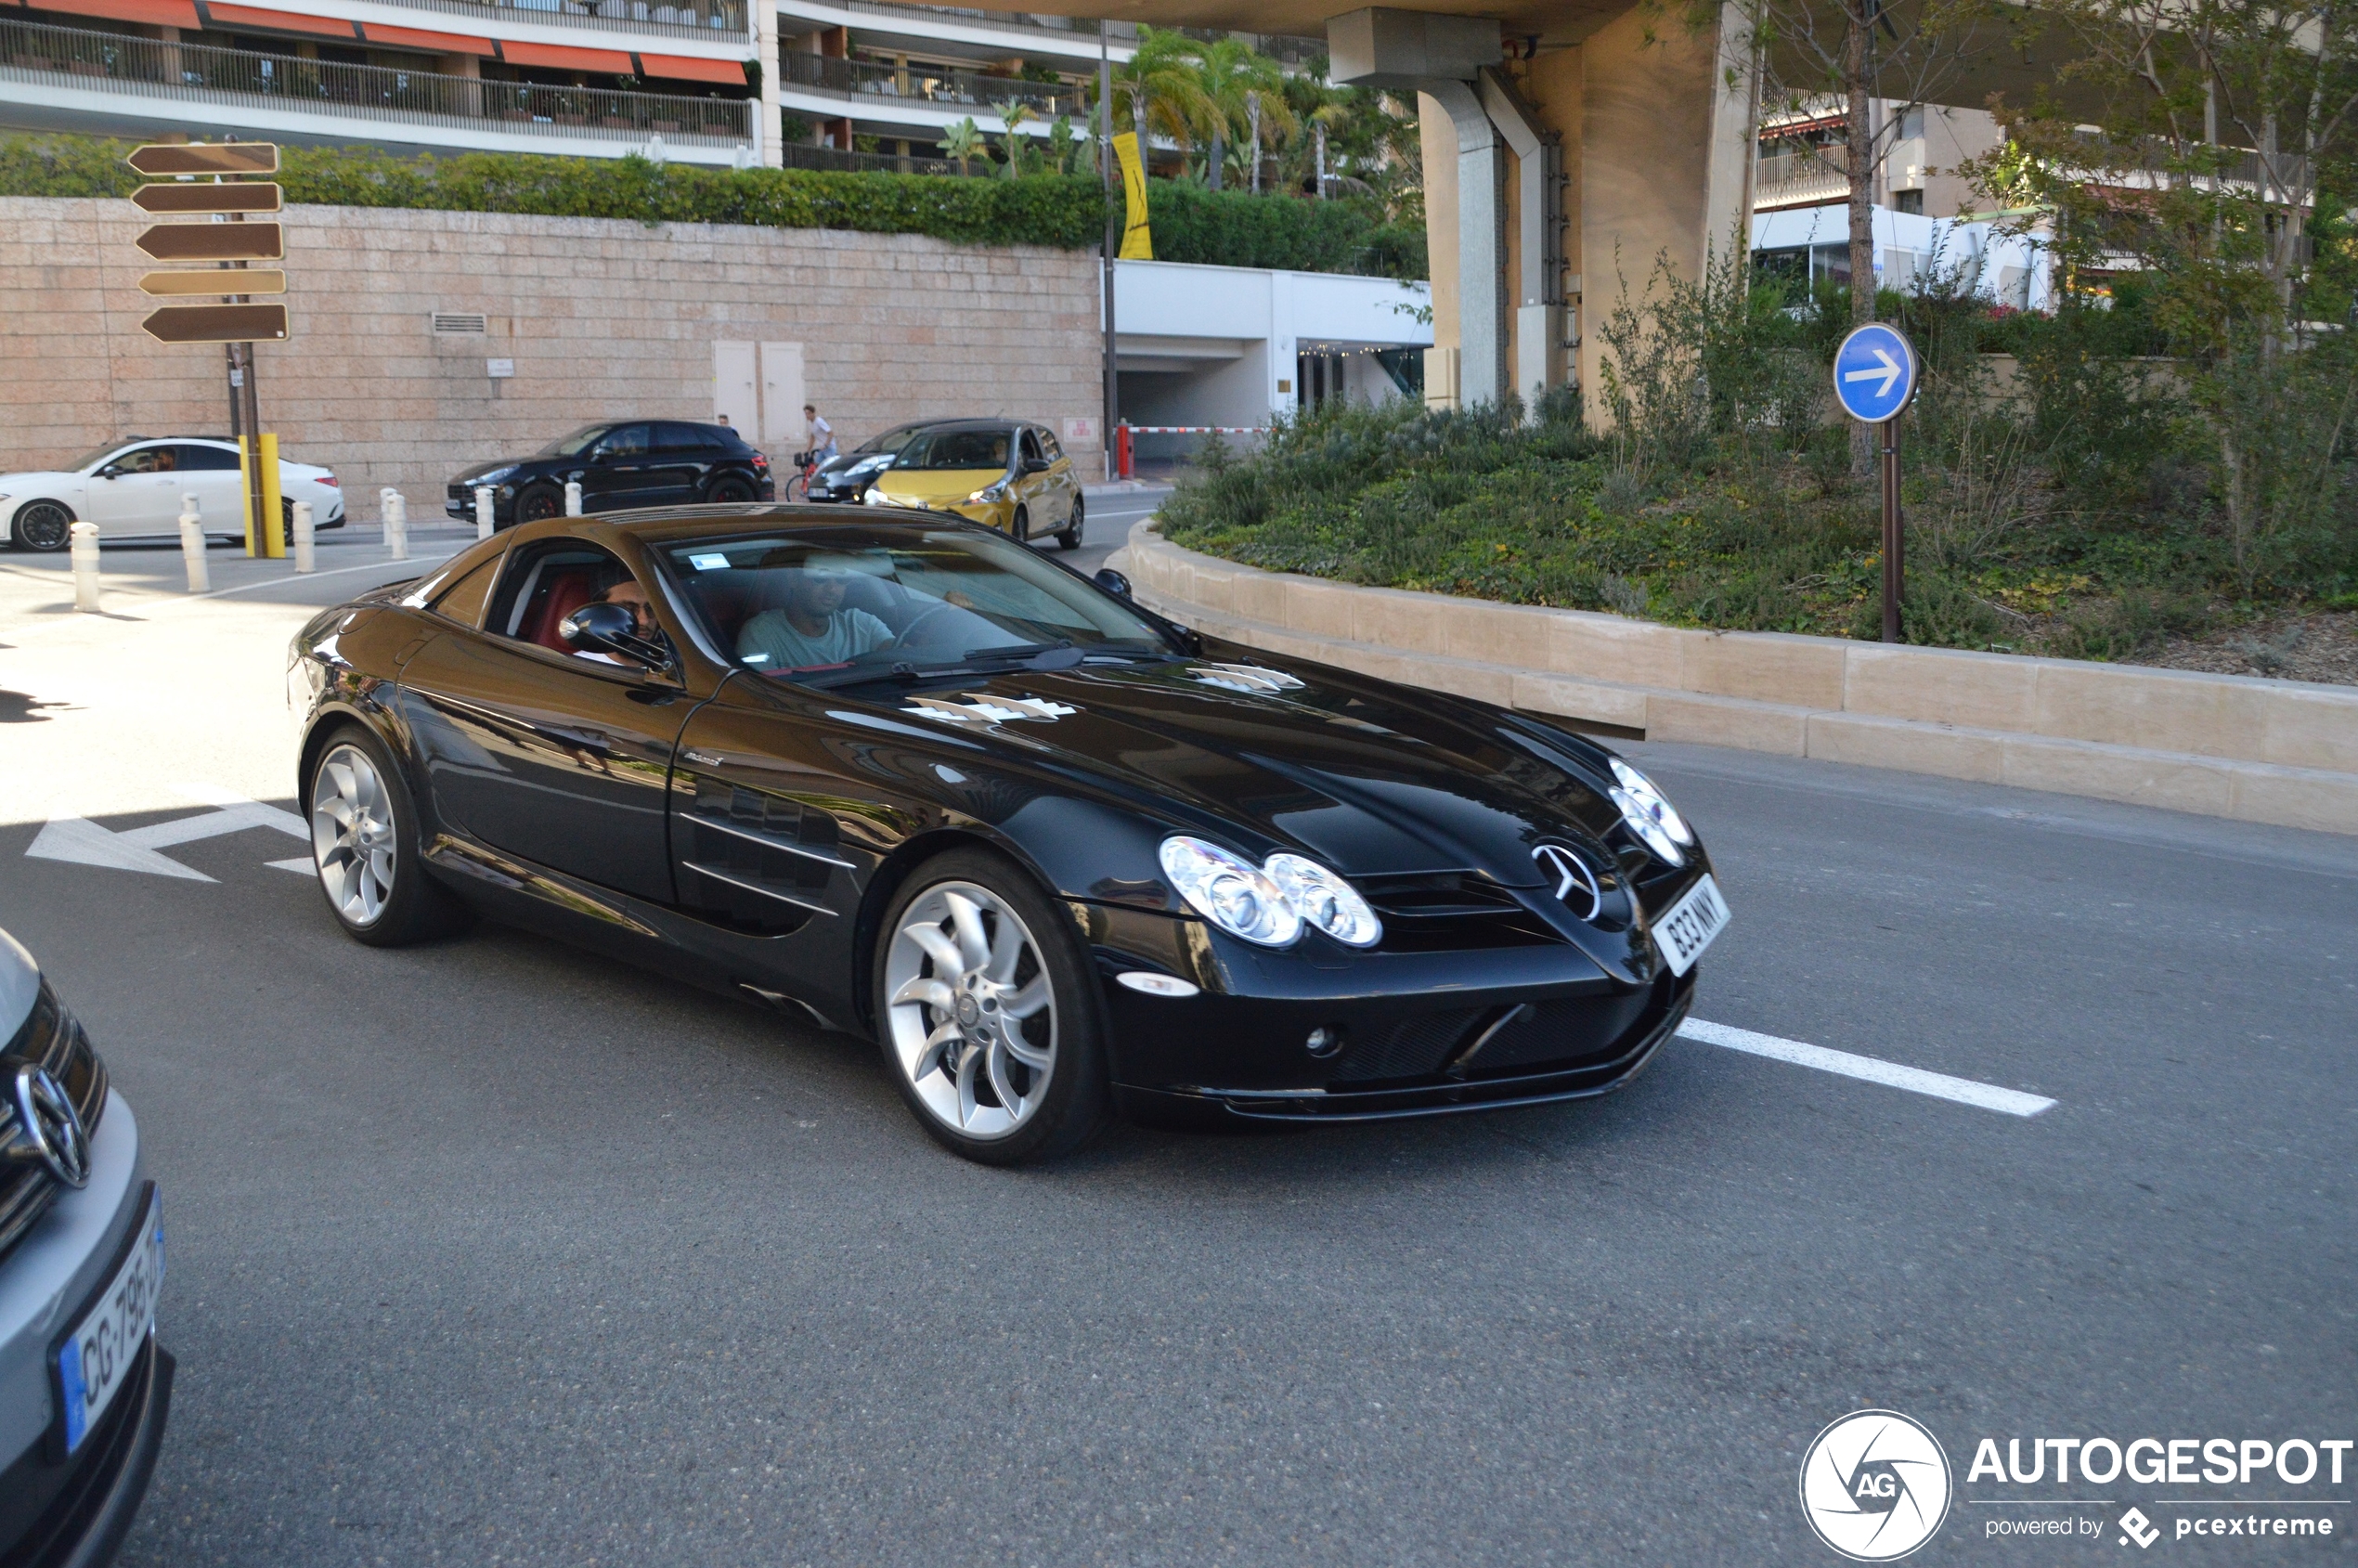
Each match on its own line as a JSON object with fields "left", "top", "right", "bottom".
{"left": 0, "top": 197, "right": 1104, "bottom": 512}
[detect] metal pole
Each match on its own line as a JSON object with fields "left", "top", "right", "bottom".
{"left": 1099, "top": 32, "right": 1120, "bottom": 484}
{"left": 239, "top": 342, "right": 265, "bottom": 555}
{"left": 1881, "top": 415, "right": 1903, "bottom": 643}
{"left": 225, "top": 343, "right": 241, "bottom": 439}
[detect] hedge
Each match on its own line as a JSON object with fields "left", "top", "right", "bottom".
{"left": 0, "top": 133, "right": 1428, "bottom": 278}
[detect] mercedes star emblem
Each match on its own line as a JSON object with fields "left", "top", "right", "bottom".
{"left": 11, "top": 1064, "right": 89, "bottom": 1188}
{"left": 1532, "top": 843, "right": 1603, "bottom": 923}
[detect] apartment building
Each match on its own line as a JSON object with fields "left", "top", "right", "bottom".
{"left": 1754, "top": 99, "right": 2004, "bottom": 220}
{"left": 0, "top": 0, "right": 762, "bottom": 162}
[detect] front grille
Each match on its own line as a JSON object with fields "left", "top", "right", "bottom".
{"left": 1332, "top": 1007, "right": 1485, "bottom": 1082}
{"left": 0, "top": 980, "right": 110, "bottom": 1263}
{"left": 1354, "top": 872, "right": 1561, "bottom": 952}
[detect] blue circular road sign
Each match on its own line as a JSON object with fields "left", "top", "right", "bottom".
{"left": 1832, "top": 322, "right": 1919, "bottom": 423}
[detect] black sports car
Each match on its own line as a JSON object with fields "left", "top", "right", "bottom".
{"left": 288, "top": 508, "right": 1730, "bottom": 1163}
{"left": 447, "top": 421, "right": 773, "bottom": 528}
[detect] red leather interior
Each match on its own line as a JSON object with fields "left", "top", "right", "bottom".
{"left": 527, "top": 571, "right": 598, "bottom": 652}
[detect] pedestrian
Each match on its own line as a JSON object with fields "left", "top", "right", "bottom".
{"left": 716, "top": 413, "right": 733, "bottom": 431}
{"left": 805, "top": 404, "right": 836, "bottom": 461}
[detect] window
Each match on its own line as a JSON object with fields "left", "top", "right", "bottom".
{"left": 108, "top": 446, "right": 176, "bottom": 474}
{"left": 430, "top": 554, "right": 506, "bottom": 628}
{"left": 654, "top": 422, "right": 723, "bottom": 453}
{"left": 1895, "top": 188, "right": 1924, "bottom": 216}
{"left": 1038, "top": 429, "right": 1064, "bottom": 460}
{"left": 1019, "top": 429, "right": 1044, "bottom": 465}
{"left": 896, "top": 428, "right": 1010, "bottom": 471}
{"left": 487, "top": 541, "right": 637, "bottom": 654}
{"left": 596, "top": 425, "right": 651, "bottom": 460}
{"left": 171, "top": 444, "right": 242, "bottom": 472}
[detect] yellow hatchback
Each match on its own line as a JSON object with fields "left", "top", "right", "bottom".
{"left": 862, "top": 420, "right": 1085, "bottom": 550}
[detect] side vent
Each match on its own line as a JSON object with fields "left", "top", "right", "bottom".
{"left": 431, "top": 312, "right": 488, "bottom": 336}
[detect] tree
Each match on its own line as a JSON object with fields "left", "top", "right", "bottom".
{"left": 1969, "top": 0, "right": 2358, "bottom": 588}
{"left": 1189, "top": 36, "right": 1293, "bottom": 191}
{"left": 937, "top": 117, "right": 985, "bottom": 175}
{"left": 991, "top": 98, "right": 1037, "bottom": 177}
{"left": 1106, "top": 26, "right": 1219, "bottom": 171}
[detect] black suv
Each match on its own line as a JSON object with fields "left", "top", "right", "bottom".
{"left": 447, "top": 421, "right": 773, "bottom": 527}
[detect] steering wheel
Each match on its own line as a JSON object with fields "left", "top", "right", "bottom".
{"left": 893, "top": 600, "right": 965, "bottom": 650}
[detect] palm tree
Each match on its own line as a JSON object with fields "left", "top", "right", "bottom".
{"left": 991, "top": 98, "right": 1035, "bottom": 177}
{"left": 1188, "top": 38, "right": 1290, "bottom": 193}
{"left": 1106, "top": 27, "right": 1216, "bottom": 174}
{"left": 937, "top": 116, "right": 985, "bottom": 175}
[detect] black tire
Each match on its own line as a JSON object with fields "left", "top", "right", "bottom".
{"left": 11, "top": 500, "right": 72, "bottom": 552}
{"left": 708, "top": 473, "right": 756, "bottom": 504}
{"left": 515, "top": 483, "right": 564, "bottom": 525}
{"left": 304, "top": 724, "right": 473, "bottom": 948}
{"left": 1057, "top": 493, "right": 1083, "bottom": 551}
{"left": 1011, "top": 504, "right": 1030, "bottom": 540}
{"left": 873, "top": 847, "right": 1110, "bottom": 1165}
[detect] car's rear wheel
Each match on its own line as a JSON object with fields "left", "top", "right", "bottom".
{"left": 708, "top": 473, "right": 756, "bottom": 503}
{"left": 515, "top": 483, "right": 564, "bottom": 525}
{"left": 1057, "top": 493, "right": 1083, "bottom": 551}
{"left": 875, "top": 849, "right": 1109, "bottom": 1164}
{"left": 1011, "top": 504, "right": 1030, "bottom": 540}
{"left": 307, "top": 726, "right": 472, "bottom": 947}
{"left": 11, "top": 501, "right": 72, "bottom": 552}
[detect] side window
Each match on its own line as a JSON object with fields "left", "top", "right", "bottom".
{"left": 173, "top": 444, "right": 242, "bottom": 472}
{"left": 430, "top": 553, "right": 506, "bottom": 628}
{"left": 598, "top": 424, "right": 650, "bottom": 460}
{"left": 110, "top": 446, "right": 172, "bottom": 474}
{"left": 1019, "top": 429, "right": 1043, "bottom": 465}
{"left": 487, "top": 541, "right": 634, "bottom": 654}
{"left": 1038, "top": 429, "right": 1064, "bottom": 460}
{"left": 654, "top": 423, "right": 709, "bottom": 454}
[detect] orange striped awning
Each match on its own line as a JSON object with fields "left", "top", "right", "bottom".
{"left": 636, "top": 52, "right": 747, "bottom": 85}
{"left": 24, "top": 0, "right": 201, "bottom": 27}
{"left": 499, "top": 39, "right": 632, "bottom": 72}
{"left": 360, "top": 21, "right": 494, "bottom": 55}
{"left": 201, "top": 1, "right": 356, "bottom": 36}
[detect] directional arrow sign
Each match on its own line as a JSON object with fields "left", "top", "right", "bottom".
{"left": 136, "top": 221, "right": 282, "bottom": 263}
{"left": 142, "top": 303, "right": 289, "bottom": 344}
{"left": 1831, "top": 322, "right": 1919, "bottom": 423}
{"left": 133, "top": 180, "right": 281, "bottom": 214}
{"left": 125, "top": 142, "right": 279, "bottom": 176}
{"left": 140, "top": 268, "right": 286, "bottom": 297}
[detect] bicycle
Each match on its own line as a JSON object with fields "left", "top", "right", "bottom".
{"left": 781, "top": 448, "right": 820, "bottom": 502}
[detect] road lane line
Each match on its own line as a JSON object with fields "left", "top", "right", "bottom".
{"left": 1678, "top": 1017, "right": 2056, "bottom": 1117}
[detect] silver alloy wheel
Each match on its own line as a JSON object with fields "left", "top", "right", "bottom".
{"left": 311, "top": 743, "right": 396, "bottom": 927}
{"left": 884, "top": 881, "right": 1056, "bottom": 1139}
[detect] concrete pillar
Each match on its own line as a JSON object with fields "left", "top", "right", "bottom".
{"left": 1417, "top": 93, "right": 1461, "bottom": 408}
{"left": 1480, "top": 70, "right": 1566, "bottom": 409}
{"left": 756, "top": 0, "right": 784, "bottom": 167}
{"left": 1422, "top": 80, "right": 1503, "bottom": 408}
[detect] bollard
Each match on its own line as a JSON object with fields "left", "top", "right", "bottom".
{"left": 474, "top": 485, "right": 495, "bottom": 540}
{"left": 178, "top": 494, "right": 209, "bottom": 593}
{"left": 383, "top": 490, "right": 408, "bottom": 560}
{"left": 69, "top": 521, "right": 99, "bottom": 613}
{"left": 564, "top": 479, "right": 583, "bottom": 516}
{"left": 292, "top": 499, "right": 315, "bottom": 574}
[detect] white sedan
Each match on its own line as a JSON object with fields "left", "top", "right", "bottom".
{"left": 1, "top": 436, "right": 343, "bottom": 551}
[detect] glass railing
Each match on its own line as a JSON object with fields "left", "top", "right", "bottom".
{"left": 777, "top": 48, "right": 1083, "bottom": 118}
{"left": 0, "top": 17, "right": 754, "bottom": 147}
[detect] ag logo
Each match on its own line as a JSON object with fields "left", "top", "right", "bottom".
{"left": 1798, "top": 1409, "right": 1952, "bottom": 1561}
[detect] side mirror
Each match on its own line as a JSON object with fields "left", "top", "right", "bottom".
{"left": 589, "top": 446, "right": 614, "bottom": 465}
{"left": 97, "top": 465, "right": 122, "bottom": 480}
{"left": 1093, "top": 568, "right": 1133, "bottom": 599}
{"left": 558, "top": 602, "right": 671, "bottom": 672}
{"left": 1022, "top": 457, "right": 1052, "bottom": 474}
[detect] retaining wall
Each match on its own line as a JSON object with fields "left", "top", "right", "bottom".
{"left": 1114, "top": 522, "right": 2358, "bottom": 836}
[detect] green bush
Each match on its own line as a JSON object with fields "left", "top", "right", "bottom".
{"left": 0, "top": 133, "right": 1432, "bottom": 276}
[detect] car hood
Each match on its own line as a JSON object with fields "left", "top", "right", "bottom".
{"left": 873, "top": 645, "right": 1627, "bottom": 888}
{"left": 0, "top": 472, "right": 78, "bottom": 490}
{"left": 869, "top": 469, "right": 1005, "bottom": 503}
{"left": 452, "top": 458, "right": 528, "bottom": 484}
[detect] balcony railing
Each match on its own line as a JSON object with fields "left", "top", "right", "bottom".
{"left": 782, "top": 138, "right": 982, "bottom": 176}
{"left": 374, "top": 0, "right": 748, "bottom": 42}
{"left": 834, "top": 0, "right": 1110, "bottom": 41}
{"left": 778, "top": 47, "right": 1084, "bottom": 118}
{"left": 0, "top": 17, "right": 753, "bottom": 148}
{"left": 1754, "top": 146, "right": 1850, "bottom": 209}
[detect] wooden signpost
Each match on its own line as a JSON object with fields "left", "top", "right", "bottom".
{"left": 128, "top": 139, "right": 289, "bottom": 556}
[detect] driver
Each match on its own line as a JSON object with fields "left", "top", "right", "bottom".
{"left": 736, "top": 553, "right": 893, "bottom": 669}
{"left": 576, "top": 577, "right": 672, "bottom": 667}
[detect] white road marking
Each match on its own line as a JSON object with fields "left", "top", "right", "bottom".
{"left": 1678, "top": 1017, "right": 2056, "bottom": 1117}
{"left": 266, "top": 857, "right": 313, "bottom": 874}
{"left": 24, "top": 784, "right": 306, "bottom": 881}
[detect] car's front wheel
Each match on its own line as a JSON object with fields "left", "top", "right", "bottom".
{"left": 307, "top": 726, "right": 472, "bottom": 947}
{"left": 11, "top": 500, "right": 72, "bottom": 552}
{"left": 515, "top": 483, "right": 564, "bottom": 525}
{"left": 875, "top": 849, "right": 1109, "bottom": 1164}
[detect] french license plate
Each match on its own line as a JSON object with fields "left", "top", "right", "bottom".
{"left": 1652, "top": 874, "right": 1731, "bottom": 977}
{"left": 57, "top": 1190, "right": 162, "bottom": 1455}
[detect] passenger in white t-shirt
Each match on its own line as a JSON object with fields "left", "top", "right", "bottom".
{"left": 735, "top": 559, "right": 891, "bottom": 671}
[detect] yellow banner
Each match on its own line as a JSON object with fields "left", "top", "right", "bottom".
{"left": 1113, "top": 132, "right": 1151, "bottom": 261}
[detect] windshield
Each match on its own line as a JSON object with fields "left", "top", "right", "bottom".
{"left": 66, "top": 442, "right": 133, "bottom": 473}
{"left": 850, "top": 425, "right": 923, "bottom": 458}
{"left": 892, "top": 428, "right": 1013, "bottom": 472}
{"left": 659, "top": 525, "right": 1169, "bottom": 682}
{"left": 538, "top": 424, "right": 609, "bottom": 458}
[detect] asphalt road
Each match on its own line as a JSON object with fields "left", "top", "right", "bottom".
{"left": 0, "top": 503, "right": 2350, "bottom": 1565}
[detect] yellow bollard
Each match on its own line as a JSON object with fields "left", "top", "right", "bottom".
{"left": 239, "top": 434, "right": 287, "bottom": 559}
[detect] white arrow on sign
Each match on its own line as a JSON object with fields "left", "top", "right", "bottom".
{"left": 25, "top": 784, "right": 307, "bottom": 881}
{"left": 1843, "top": 347, "right": 1903, "bottom": 398}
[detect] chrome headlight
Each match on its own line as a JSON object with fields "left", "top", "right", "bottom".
{"left": 473, "top": 464, "right": 519, "bottom": 486}
{"left": 1609, "top": 758, "right": 1693, "bottom": 865}
{"left": 968, "top": 480, "right": 1010, "bottom": 503}
{"left": 1160, "top": 837, "right": 1299, "bottom": 946}
{"left": 1263, "top": 853, "right": 1382, "bottom": 947}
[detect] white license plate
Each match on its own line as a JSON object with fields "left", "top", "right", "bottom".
{"left": 1652, "top": 874, "right": 1731, "bottom": 977}
{"left": 57, "top": 1190, "right": 162, "bottom": 1455}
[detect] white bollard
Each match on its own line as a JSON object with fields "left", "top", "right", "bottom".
{"left": 564, "top": 479, "right": 583, "bottom": 516}
{"left": 69, "top": 521, "right": 100, "bottom": 613}
{"left": 474, "top": 485, "right": 495, "bottom": 540}
{"left": 383, "top": 489, "right": 408, "bottom": 560}
{"left": 291, "top": 499, "right": 315, "bottom": 574}
{"left": 178, "top": 494, "right": 209, "bottom": 593}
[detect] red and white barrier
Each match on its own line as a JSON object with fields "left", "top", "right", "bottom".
{"left": 1115, "top": 422, "right": 1272, "bottom": 479}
